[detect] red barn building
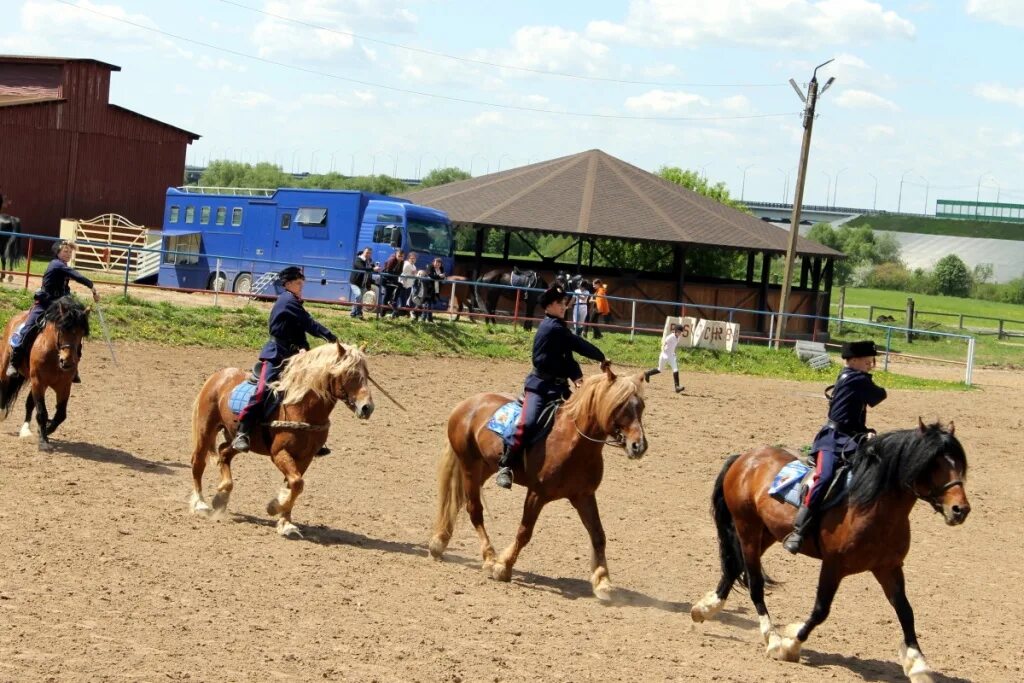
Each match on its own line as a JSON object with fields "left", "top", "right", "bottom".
{"left": 0, "top": 55, "right": 199, "bottom": 235}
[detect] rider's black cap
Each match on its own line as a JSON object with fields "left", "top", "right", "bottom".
{"left": 277, "top": 266, "right": 305, "bottom": 283}
{"left": 539, "top": 285, "right": 568, "bottom": 308}
{"left": 841, "top": 340, "right": 878, "bottom": 359}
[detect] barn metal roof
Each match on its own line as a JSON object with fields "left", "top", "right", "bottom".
{"left": 0, "top": 55, "right": 121, "bottom": 71}
{"left": 404, "top": 149, "right": 840, "bottom": 258}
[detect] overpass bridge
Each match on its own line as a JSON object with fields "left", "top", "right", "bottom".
{"left": 742, "top": 201, "right": 872, "bottom": 226}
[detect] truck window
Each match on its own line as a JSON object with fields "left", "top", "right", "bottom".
{"left": 280, "top": 213, "right": 292, "bottom": 230}
{"left": 200, "top": 206, "right": 211, "bottom": 225}
{"left": 231, "top": 207, "right": 243, "bottom": 226}
{"left": 169, "top": 206, "right": 179, "bottom": 223}
{"left": 216, "top": 207, "right": 226, "bottom": 225}
{"left": 407, "top": 218, "right": 453, "bottom": 255}
{"left": 163, "top": 233, "right": 200, "bottom": 265}
{"left": 373, "top": 223, "right": 400, "bottom": 245}
{"left": 295, "top": 207, "right": 327, "bottom": 226}
{"left": 185, "top": 206, "right": 195, "bottom": 224}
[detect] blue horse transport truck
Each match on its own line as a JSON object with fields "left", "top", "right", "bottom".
{"left": 156, "top": 187, "right": 454, "bottom": 301}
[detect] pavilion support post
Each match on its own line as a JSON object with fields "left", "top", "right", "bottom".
{"left": 758, "top": 251, "right": 772, "bottom": 333}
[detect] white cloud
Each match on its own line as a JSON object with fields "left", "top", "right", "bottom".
{"left": 586, "top": 0, "right": 915, "bottom": 50}
{"left": 495, "top": 25, "right": 610, "bottom": 75}
{"left": 215, "top": 86, "right": 273, "bottom": 109}
{"left": 624, "top": 90, "right": 710, "bottom": 114}
{"left": 974, "top": 82, "right": 1024, "bottom": 107}
{"left": 251, "top": 0, "right": 417, "bottom": 61}
{"left": 14, "top": 0, "right": 183, "bottom": 55}
{"left": 470, "top": 111, "right": 504, "bottom": 127}
{"left": 835, "top": 89, "right": 900, "bottom": 110}
{"left": 966, "top": 0, "right": 1024, "bottom": 28}
{"left": 864, "top": 124, "right": 896, "bottom": 141}
{"left": 720, "top": 95, "right": 751, "bottom": 112}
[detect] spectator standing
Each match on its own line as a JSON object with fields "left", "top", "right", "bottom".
{"left": 378, "top": 248, "right": 404, "bottom": 318}
{"left": 397, "top": 251, "right": 419, "bottom": 317}
{"left": 572, "top": 280, "right": 591, "bottom": 337}
{"left": 424, "top": 257, "right": 446, "bottom": 322}
{"left": 348, "top": 247, "right": 377, "bottom": 319}
{"left": 590, "top": 279, "right": 611, "bottom": 338}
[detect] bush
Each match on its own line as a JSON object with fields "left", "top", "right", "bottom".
{"left": 908, "top": 267, "right": 938, "bottom": 295}
{"left": 862, "top": 262, "right": 912, "bottom": 290}
{"left": 1002, "top": 277, "right": 1024, "bottom": 304}
{"left": 932, "top": 254, "right": 972, "bottom": 297}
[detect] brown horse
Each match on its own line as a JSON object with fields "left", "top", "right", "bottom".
{"left": 691, "top": 420, "right": 970, "bottom": 682}
{"left": 429, "top": 366, "right": 649, "bottom": 600}
{"left": 189, "top": 342, "right": 374, "bottom": 538}
{"left": 0, "top": 296, "right": 90, "bottom": 451}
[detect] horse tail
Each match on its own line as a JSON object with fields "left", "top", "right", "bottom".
{"left": 429, "top": 441, "right": 466, "bottom": 559}
{"left": 190, "top": 388, "right": 215, "bottom": 462}
{"left": 712, "top": 453, "right": 748, "bottom": 588}
{"left": 0, "top": 373, "right": 25, "bottom": 418}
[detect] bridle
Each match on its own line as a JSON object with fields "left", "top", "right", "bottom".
{"left": 573, "top": 416, "right": 626, "bottom": 447}
{"left": 914, "top": 478, "right": 965, "bottom": 514}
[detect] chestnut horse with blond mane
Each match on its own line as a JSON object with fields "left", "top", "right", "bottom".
{"left": 691, "top": 420, "right": 970, "bottom": 683}
{"left": 0, "top": 295, "right": 90, "bottom": 452}
{"left": 189, "top": 341, "right": 374, "bottom": 538}
{"left": 429, "top": 365, "right": 649, "bottom": 600}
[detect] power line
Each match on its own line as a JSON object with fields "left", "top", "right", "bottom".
{"left": 215, "top": 0, "right": 788, "bottom": 89}
{"left": 57, "top": 0, "right": 799, "bottom": 123}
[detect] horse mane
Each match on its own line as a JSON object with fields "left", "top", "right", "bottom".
{"left": 848, "top": 421, "right": 967, "bottom": 506}
{"left": 562, "top": 371, "right": 644, "bottom": 431}
{"left": 272, "top": 343, "right": 367, "bottom": 406}
{"left": 43, "top": 295, "right": 90, "bottom": 336}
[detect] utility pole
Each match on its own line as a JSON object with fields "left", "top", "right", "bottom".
{"left": 773, "top": 59, "right": 835, "bottom": 349}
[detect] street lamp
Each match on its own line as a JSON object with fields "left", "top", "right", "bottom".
{"left": 310, "top": 150, "right": 318, "bottom": 174}
{"left": 497, "top": 154, "right": 515, "bottom": 172}
{"left": 897, "top": 168, "right": 914, "bottom": 213}
{"left": 919, "top": 175, "right": 930, "bottom": 215}
{"left": 776, "top": 168, "right": 791, "bottom": 203}
{"left": 470, "top": 153, "right": 489, "bottom": 176}
{"left": 832, "top": 167, "right": 848, "bottom": 207}
{"left": 738, "top": 164, "right": 754, "bottom": 201}
{"left": 291, "top": 149, "right": 300, "bottom": 174}
{"left": 698, "top": 163, "right": 710, "bottom": 181}
{"left": 821, "top": 171, "right": 832, "bottom": 208}
{"left": 976, "top": 171, "right": 991, "bottom": 204}
{"left": 868, "top": 173, "right": 878, "bottom": 211}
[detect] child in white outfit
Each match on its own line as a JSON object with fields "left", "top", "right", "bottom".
{"left": 656, "top": 324, "right": 685, "bottom": 393}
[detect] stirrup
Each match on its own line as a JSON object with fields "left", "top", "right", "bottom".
{"left": 5, "top": 363, "right": 19, "bottom": 379}
{"left": 783, "top": 531, "right": 803, "bottom": 554}
{"left": 495, "top": 466, "right": 514, "bottom": 489}
{"left": 231, "top": 432, "right": 251, "bottom": 452}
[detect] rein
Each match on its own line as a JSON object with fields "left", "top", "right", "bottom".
{"left": 915, "top": 478, "right": 965, "bottom": 514}
{"left": 266, "top": 419, "right": 330, "bottom": 432}
{"left": 572, "top": 416, "right": 625, "bottom": 447}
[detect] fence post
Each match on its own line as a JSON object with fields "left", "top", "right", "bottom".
{"left": 122, "top": 246, "right": 132, "bottom": 297}
{"left": 23, "top": 238, "right": 34, "bottom": 291}
{"left": 905, "top": 298, "right": 915, "bottom": 343}
{"left": 513, "top": 288, "right": 521, "bottom": 331}
{"left": 630, "top": 300, "right": 637, "bottom": 342}
{"left": 998, "top": 319, "right": 1005, "bottom": 340}
{"left": 837, "top": 286, "right": 846, "bottom": 334}
{"left": 868, "top": 305, "right": 874, "bottom": 324}
{"left": 958, "top": 314, "right": 964, "bottom": 330}
{"left": 768, "top": 313, "right": 775, "bottom": 346}
{"left": 884, "top": 326, "right": 892, "bottom": 372}
{"left": 214, "top": 258, "right": 222, "bottom": 307}
{"left": 965, "top": 337, "right": 975, "bottom": 386}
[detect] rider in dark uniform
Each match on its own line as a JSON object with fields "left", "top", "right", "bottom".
{"left": 231, "top": 266, "right": 338, "bottom": 453}
{"left": 6, "top": 240, "right": 99, "bottom": 381}
{"left": 784, "top": 340, "right": 887, "bottom": 553}
{"left": 495, "top": 284, "right": 609, "bottom": 489}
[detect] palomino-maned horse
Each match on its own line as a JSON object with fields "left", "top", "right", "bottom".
{"left": 470, "top": 268, "right": 548, "bottom": 330}
{"left": 189, "top": 342, "right": 374, "bottom": 538}
{"left": 0, "top": 296, "right": 90, "bottom": 451}
{"left": 429, "top": 365, "right": 649, "bottom": 600}
{"left": 691, "top": 420, "right": 970, "bottom": 683}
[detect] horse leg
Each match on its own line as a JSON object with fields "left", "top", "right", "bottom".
{"left": 189, "top": 411, "right": 222, "bottom": 518}
{"left": 19, "top": 393, "right": 34, "bottom": 438}
{"left": 31, "top": 387, "right": 52, "bottom": 452}
{"left": 570, "top": 493, "right": 613, "bottom": 601}
{"left": 492, "top": 490, "right": 545, "bottom": 582}
{"left": 874, "top": 566, "right": 935, "bottom": 682}
{"left": 768, "top": 560, "right": 843, "bottom": 663}
{"left": 44, "top": 384, "right": 71, "bottom": 436}
{"left": 266, "top": 449, "right": 305, "bottom": 539}
{"left": 211, "top": 442, "right": 236, "bottom": 514}
{"left": 465, "top": 468, "right": 497, "bottom": 570}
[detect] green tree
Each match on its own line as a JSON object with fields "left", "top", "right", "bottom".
{"left": 420, "top": 167, "right": 471, "bottom": 188}
{"left": 656, "top": 166, "right": 748, "bottom": 212}
{"left": 932, "top": 254, "right": 972, "bottom": 297}
{"left": 806, "top": 222, "right": 902, "bottom": 285}
{"left": 199, "top": 160, "right": 291, "bottom": 188}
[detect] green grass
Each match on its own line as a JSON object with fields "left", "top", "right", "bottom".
{"left": 830, "top": 287, "right": 1024, "bottom": 368}
{"left": 848, "top": 214, "right": 1024, "bottom": 240}
{"left": 0, "top": 288, "right": 965, "bottom": 391}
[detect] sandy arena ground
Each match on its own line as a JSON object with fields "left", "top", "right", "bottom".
{"left": 0, "top": 342, "right": 1022, "bottom": 682}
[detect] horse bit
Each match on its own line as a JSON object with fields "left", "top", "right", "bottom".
{"left": 914, "top": 478, "right": 965, "bottom": 514}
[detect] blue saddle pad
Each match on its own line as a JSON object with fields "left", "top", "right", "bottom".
{"left": 228, "top": 381, "right": 258, "bottom": 416}
{"left": 8, "top": 321, "right": 26, "bottom": 347}
{"left": 768, "top": 460, "right": 810, "bottom": 507}
{"left": 486, "top": 401, "right": 522, "bottom": 442}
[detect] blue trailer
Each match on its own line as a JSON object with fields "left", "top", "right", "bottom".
{"left": 156, "top": 186, "right": 454, "bottom": 302}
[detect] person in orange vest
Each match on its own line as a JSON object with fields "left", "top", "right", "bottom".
{"left": 589, "top": 278, "right": 612, "bottom": 339}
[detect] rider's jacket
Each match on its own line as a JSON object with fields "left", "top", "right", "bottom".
{"left": 524, "top": 313, "right": 605, "bottom": 397}
{"left": 258, "top": 290, "right": 337, "bottom": 366}
{"left": 35, "top": 259, "right": 94, "bottom": 306}
{"left": 811, "top": 367, "right": 887, "bottom": 455}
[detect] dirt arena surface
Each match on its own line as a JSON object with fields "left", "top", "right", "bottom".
{"left": 1, "top": 344, "right": 1021, "bottom": 682}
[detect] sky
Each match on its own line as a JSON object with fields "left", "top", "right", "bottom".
{"left": 1, "top": 0, "right": 1022, "bottom": 213}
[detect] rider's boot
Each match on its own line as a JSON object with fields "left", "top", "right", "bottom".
{"left": 643, "top": 368, "right": 661, "bottom": 381}
{"left": 495, "top": 445, "right": 516, "bottom": 489}
{"left": 673, "top": 371, "right": 684, "bottom": 393}
{"left": 231, "top": 417, "right": 254, "bottom": 453}
{"left": 783, "top": 503, "right": 814, "bottom": 554}
{"left": 5, "top": 346, "right": 23, "bottom": 379}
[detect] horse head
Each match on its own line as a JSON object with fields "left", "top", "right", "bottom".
{"left": 276, "top": 342, "right": 375, "bottom": 419}
{"left": 910, "top": 419, "right": 970, "bottom": 525}
{"left": 43, "top": 296, "right": 90, "bottom": 373}
{"left": 566, "top": 365, "right": 648, "bottom": 459}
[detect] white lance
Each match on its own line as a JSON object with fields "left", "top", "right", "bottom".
{"left": 94, "top": 305, "right": 119, "bottom": 367}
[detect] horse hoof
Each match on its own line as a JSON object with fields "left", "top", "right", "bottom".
{"left": 277, "top": 521, "right": 303, "bottom": 539}
{"left": 266, "top": 499, "right": 281, "bottom": 516}
{"left": 767, "top": 627, "right": 803, "bottom": 662}
{"left": 191, "top": 500, "right": 213, "bottom": 517}
{"left": 38, "top": 441, "right": 53, "bottom": 453}
{"left": 427, "top": 536, "right": 447, "bottom": 560}
{"left": 211, "top": 492, "right": 231, "bottom": 513}
{"left": 482, "top": 557, "right": 495, "bottom": 572}
{"left": 593, "top": 578, "right": 614, "bottom": 602}
{"left": 18, "top": 423, "right": 32, "bottom": 439}
{"left": 491, "top": 563, "right": 511, "bottom": 582}
{"left": 690, "top": 591, "right": 725, "bottom": 624}
{"left": 900, "top": 645, "right": 935, "bottom": 682}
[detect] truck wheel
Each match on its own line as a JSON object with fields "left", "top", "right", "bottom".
{"left": 233, "top": 272, "right": 253, "bottom": 294}
{"left": 208, "top": 272, "right": 227, "bottom": 292}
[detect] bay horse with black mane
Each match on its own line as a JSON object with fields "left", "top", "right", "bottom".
{"left": 0, "top": 213, "right": 22, "bottom": 282}
{"left": 691, "top": 420, "right": 970, "bottom": 682}
{"left": 471, "top": 268, "right": 547, "bottom": 330}
{"left": 0, "top": 295, "right": 90, "bottom": 451}
{"left": 189, "top": 342, "right": 374, "bottom": 538}
{"left": 429, "top": 365, "right": 649, "bottom": 600}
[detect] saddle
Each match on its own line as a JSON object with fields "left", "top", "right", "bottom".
{"left": 768, "top": 459, "right": 851, "bottom": 511}
{"left": 485, "top": 397, "right": 561, "bottom": 448}
{"left": 509, "top": 270, "right": 537, "bottom": 289}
